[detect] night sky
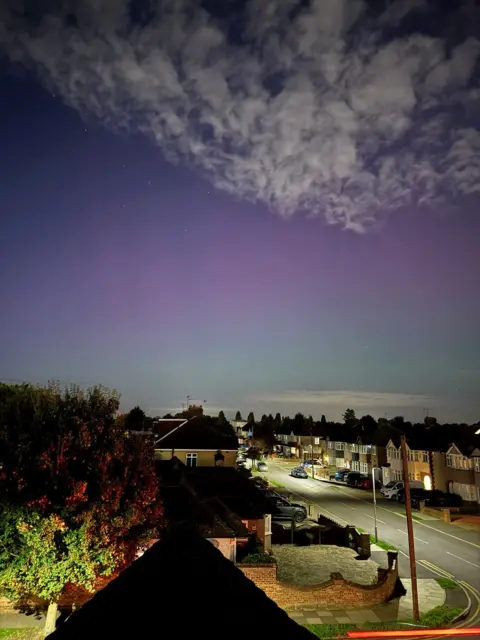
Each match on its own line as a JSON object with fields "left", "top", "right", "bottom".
{"left": 0, "top": 0, "right": 479, "bottom": 422}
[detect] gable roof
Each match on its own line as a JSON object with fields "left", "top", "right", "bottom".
{"left": 152, "top": 418, "right": 187, "bottom": 440}
{"left": 156, "top": 417, "right": 238, "bottom": 451}
{"left": 49, "top": 526, "right": 314, "bottom": 640}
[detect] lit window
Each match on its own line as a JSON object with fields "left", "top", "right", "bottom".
{"left": 186, "top": 453, "right": 198, "bottom": 468}
{"left": 446, "top": 454, "right": 453, "bottom": 468}
{"left": 474, "top": 458, "right": 480, "bottom": 473}
{"left": 423, "top": 451, "right": 429, "bottom": 463}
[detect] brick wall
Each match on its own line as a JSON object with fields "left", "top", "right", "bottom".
{"left": 237, "top": 551, "right": 398, "bottom": 609}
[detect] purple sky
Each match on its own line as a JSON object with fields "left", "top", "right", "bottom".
{"left": 1, "top": 1, "right": 479, "bottom": 422}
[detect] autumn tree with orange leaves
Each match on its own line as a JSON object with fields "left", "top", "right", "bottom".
{"left": 0, "top": 382, "right": 163, "bottom": 636}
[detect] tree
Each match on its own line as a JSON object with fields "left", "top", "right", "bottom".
{"left": 218, "top": 410, "right": 227, "bottom": 424}
{"left": 342, "top": 408, "right": 357, "bottom": 424}
{"left": 125, "top": 405, "right": 146, "bottom": 431}
{"left": 274, "top": 413, "right": 282, "bottom": 425}
{"left": 0, "top": 382, "right": 163, "bottom": 635}
{"left": 247, "top": 412, "right": 255, "bottom": 425}
{"left": 320, "top": 414, "right": 327, "bottom": 424}
{"left": 235, "top": 411, "right": 243, "bottom": 421}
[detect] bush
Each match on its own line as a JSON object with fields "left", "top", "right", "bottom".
{"left": 241, "top": 552, "right": 276, "bottom": 564}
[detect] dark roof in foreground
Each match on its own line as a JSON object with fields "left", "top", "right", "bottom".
{"left": 156, "top": 416, "right": 238, "bottom": 450}
{"left": 49, "top": 526, "right": 314, "bottom": 640}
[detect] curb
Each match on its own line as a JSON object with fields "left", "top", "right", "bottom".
{"left": 451, "top": 582, "right": 472, "bottom": 626}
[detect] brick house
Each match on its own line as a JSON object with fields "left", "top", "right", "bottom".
{"left": 154, "top": 416, "right": 238, "bottom": 467}
{"left": 432, "top": 439, "right": 480, "bottom": 505}
{"left": 383, "top": 438, "right": 434, "bottom": 488}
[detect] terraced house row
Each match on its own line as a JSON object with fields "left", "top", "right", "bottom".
{"left": 275, "top": 422, "right": 480, "bottom": 506}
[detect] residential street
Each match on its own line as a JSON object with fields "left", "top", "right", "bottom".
{"left": 265, "top": 459, "right": 480, "bottom": 623}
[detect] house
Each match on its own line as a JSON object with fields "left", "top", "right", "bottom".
{"left": 156, "top": 458, "right": 277, "bottom": 552}
{"left": 154, "top": 416, "right": 238, "bottom": 467}
{"left": 384, "top": 437, "right": 434, "bottom": 488}
{"left": 49, "top": 525, "right": 315, "bottom": 640}
{"left": 432, "top": 439, "right": 480, "bottom": 505}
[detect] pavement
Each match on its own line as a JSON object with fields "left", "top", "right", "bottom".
{"left": 266, "top": 460, "right": 480, "bottom": 625}
{"left": 286, "top": 578, "right": 446, "bottom": 625}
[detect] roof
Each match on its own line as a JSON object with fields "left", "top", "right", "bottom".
{"left": 185, "top": 467, "right": 278, "bottom": 519}
{"left": 156, "top": 417, "right": 238, "bottom": 451}
{"left": 156, "top": 460, "right": 278, "bottom": 520}
{"left": 152, "top": 419, "right": 187, "bottom": 440}
{"left": 49, "top": 526, "right": 314, "bottom": 640}
{"left": 161, "top": 484, "right": 249, "bottom": 538}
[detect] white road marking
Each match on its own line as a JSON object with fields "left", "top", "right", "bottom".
{"left": 341, "top": 503, "right": 356, "bottom": 510}
{"left": 365, "top": 514, "right": 386, "bottom": 525}
{"left": 396, "top": 529, "right": 428, "bottom": 544}
{"left": 446, "top": 552, "right": 480, "bottom": 568}
{"left": 271, "top": 462, "right": 480, "bottom": 550}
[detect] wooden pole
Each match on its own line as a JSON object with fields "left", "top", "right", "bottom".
{"left": 400, "top": 434, "right": 420, "bottom": 622}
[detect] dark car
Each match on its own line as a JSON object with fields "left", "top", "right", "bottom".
{"left": 265, "top": 491, "right": 307, "bottom": 522}
{"left": 333, "top": 469, "right": 350, "bottom": 481}
{"left": 398, "top": 487, "right": 428, "bottom": 505}
{"left": 345, "top": 471, "right": 364, "bottom": 486}
{"left": 290, "top": 467, "right": 309, "bottom": 479}
{"left": 424, "top": 490, "right": 463, "bottom": 508}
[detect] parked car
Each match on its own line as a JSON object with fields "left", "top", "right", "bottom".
{"left": 257, "top": 461, "right": 268, "bottom": 472}
{"left": 345, "top": 471, "right": 364, "bottom": 486}
{"left": 383, "top": 480, "right": 425, "bottom": 500}
{"left": 302, "top": 459, "right": 322, "bottom": 468}
{"left": 333, "top": 469, "right": 350, "bottom": 481}
{"left": 290, "top": 467, "right": 309, "bottom": 479}
{"left": 268, "top": 494, "right": 307, "bottom": 522}
{"left": 250, "top": 476, "right": 268, "bottom": 489}
{"left": 423, "top": 490, "right": 463, "bottom": 508}
{"left": 356, "top": 476, "right": 382, "bottom": 490}
{"left": 397, "top": 487, "right": 429, "bottom": 505}
{"left": 380, "top": 481, "right": 397, "bottom": 496}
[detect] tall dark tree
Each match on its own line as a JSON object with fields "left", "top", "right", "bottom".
{"left": 125, "top": 405, "right": 146, "bottom": 431}
{"left": 320, "top": 414, "right": 327, "bottom": 424}
{"left": 218, "top": 410, "right": 227, "bottom": 424}
{"left": 247, "top": 412, "right": 255, "bottom": 424}
{"left": 342, "top": 408, "right": 357, "bottom": 424}
{"left": 235, "top": 410, "right": 243, "bottom": 421}
{"left": 274, "top": 413, "right": 282, "bottom": 425}
{"left": 260, "top": 413, "right": 268, "bottom": 423}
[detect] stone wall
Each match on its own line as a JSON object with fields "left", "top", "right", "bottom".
{"left": 237, "top": 551, "right": 398, "bottom": 609}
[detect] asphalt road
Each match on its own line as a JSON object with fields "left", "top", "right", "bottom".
{"left": 264, "top": 460, "right": 480, "bottom": 624}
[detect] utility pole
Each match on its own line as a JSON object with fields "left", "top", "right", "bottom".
{"left": 400, "top": 434, "right": 420, "bottom": 623}
{"left": 310, "top": 425, "right": 315, "bottom": 479}
{"left": 187, "top": 395, "right": 191, "bottom": 409}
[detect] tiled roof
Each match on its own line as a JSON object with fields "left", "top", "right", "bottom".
{"left": 152, "top": 419, "right": 187, "bottom": 439}
{"left": 156, "top": 417, "right": 238, "bottom": 451}
{"left": 49, "top": 526, "right": 315, "bottom": 640}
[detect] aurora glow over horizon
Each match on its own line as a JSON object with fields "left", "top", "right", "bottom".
{"left": 0, "top": 0, "right": 479, "bottom": 423}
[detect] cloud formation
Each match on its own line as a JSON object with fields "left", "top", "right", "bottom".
{"left": 256, "top": 390, "right": 435, "bottom": 409}
{"left": 2, "top": 0, "right": 479, "bottom": 231}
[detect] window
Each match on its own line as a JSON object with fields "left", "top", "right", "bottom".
{"left": 336, "top": 458, "right": 345, "bottom": 468}
{"left": 360, "top": 462, "right": 369, "bottom": 474}
{"left": 371, "top": 446, "right": 376, "bottom": 455}
{"left": 314, "top": 437, "right": 320, "bottom": 445}
{"left": 450, "top": 482, "right": 477, "bottom": 503}
{"left": 351, "top": 444, "right": 358, "bottom": 453}
{"left": 336, "top": 442, "right": 345, "bottom": 451}
{"left": 393, "top": 469, "right": 403, "bottom": 481}
{"left": 186, "top": 453, "right": 198, "bottom": 468}
{"left": 265, "top": 514, "right": 272, "bottom": 535}
{"left": 328, "top": 441, "right": 333, "bottom": 449}
{"left": 423, "top": 451, "right": 429, "bottom": 463}
{"left": 474, "top": 458, "right": 480, "bottom": 473}
{"left": 446, "top": 454, "right": 453, "bottom": 468}
{"left": 352, "top": 461, "right": 360, "bottom": 471}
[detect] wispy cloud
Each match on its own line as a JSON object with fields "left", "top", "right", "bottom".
{"left": 2, "top": 0, "right": 479, "bottom": 232}
{"left": 255, "top": 389, "right": 436, "bottom": 409}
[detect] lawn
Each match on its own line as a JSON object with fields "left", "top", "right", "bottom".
{"left": 0, "top": 631, "right": 40, "bottom": 640}
{"left": 269, "top": 480, "right": 285, "bottom": 489}
{"left": 305, "top": 605, "right": 464, "bottom": 638}
{"left": 357, "top": 528, "right": 397, "bottom": 551}
{"left": 435, "top": 577, "right": 459, "bottom": 589}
